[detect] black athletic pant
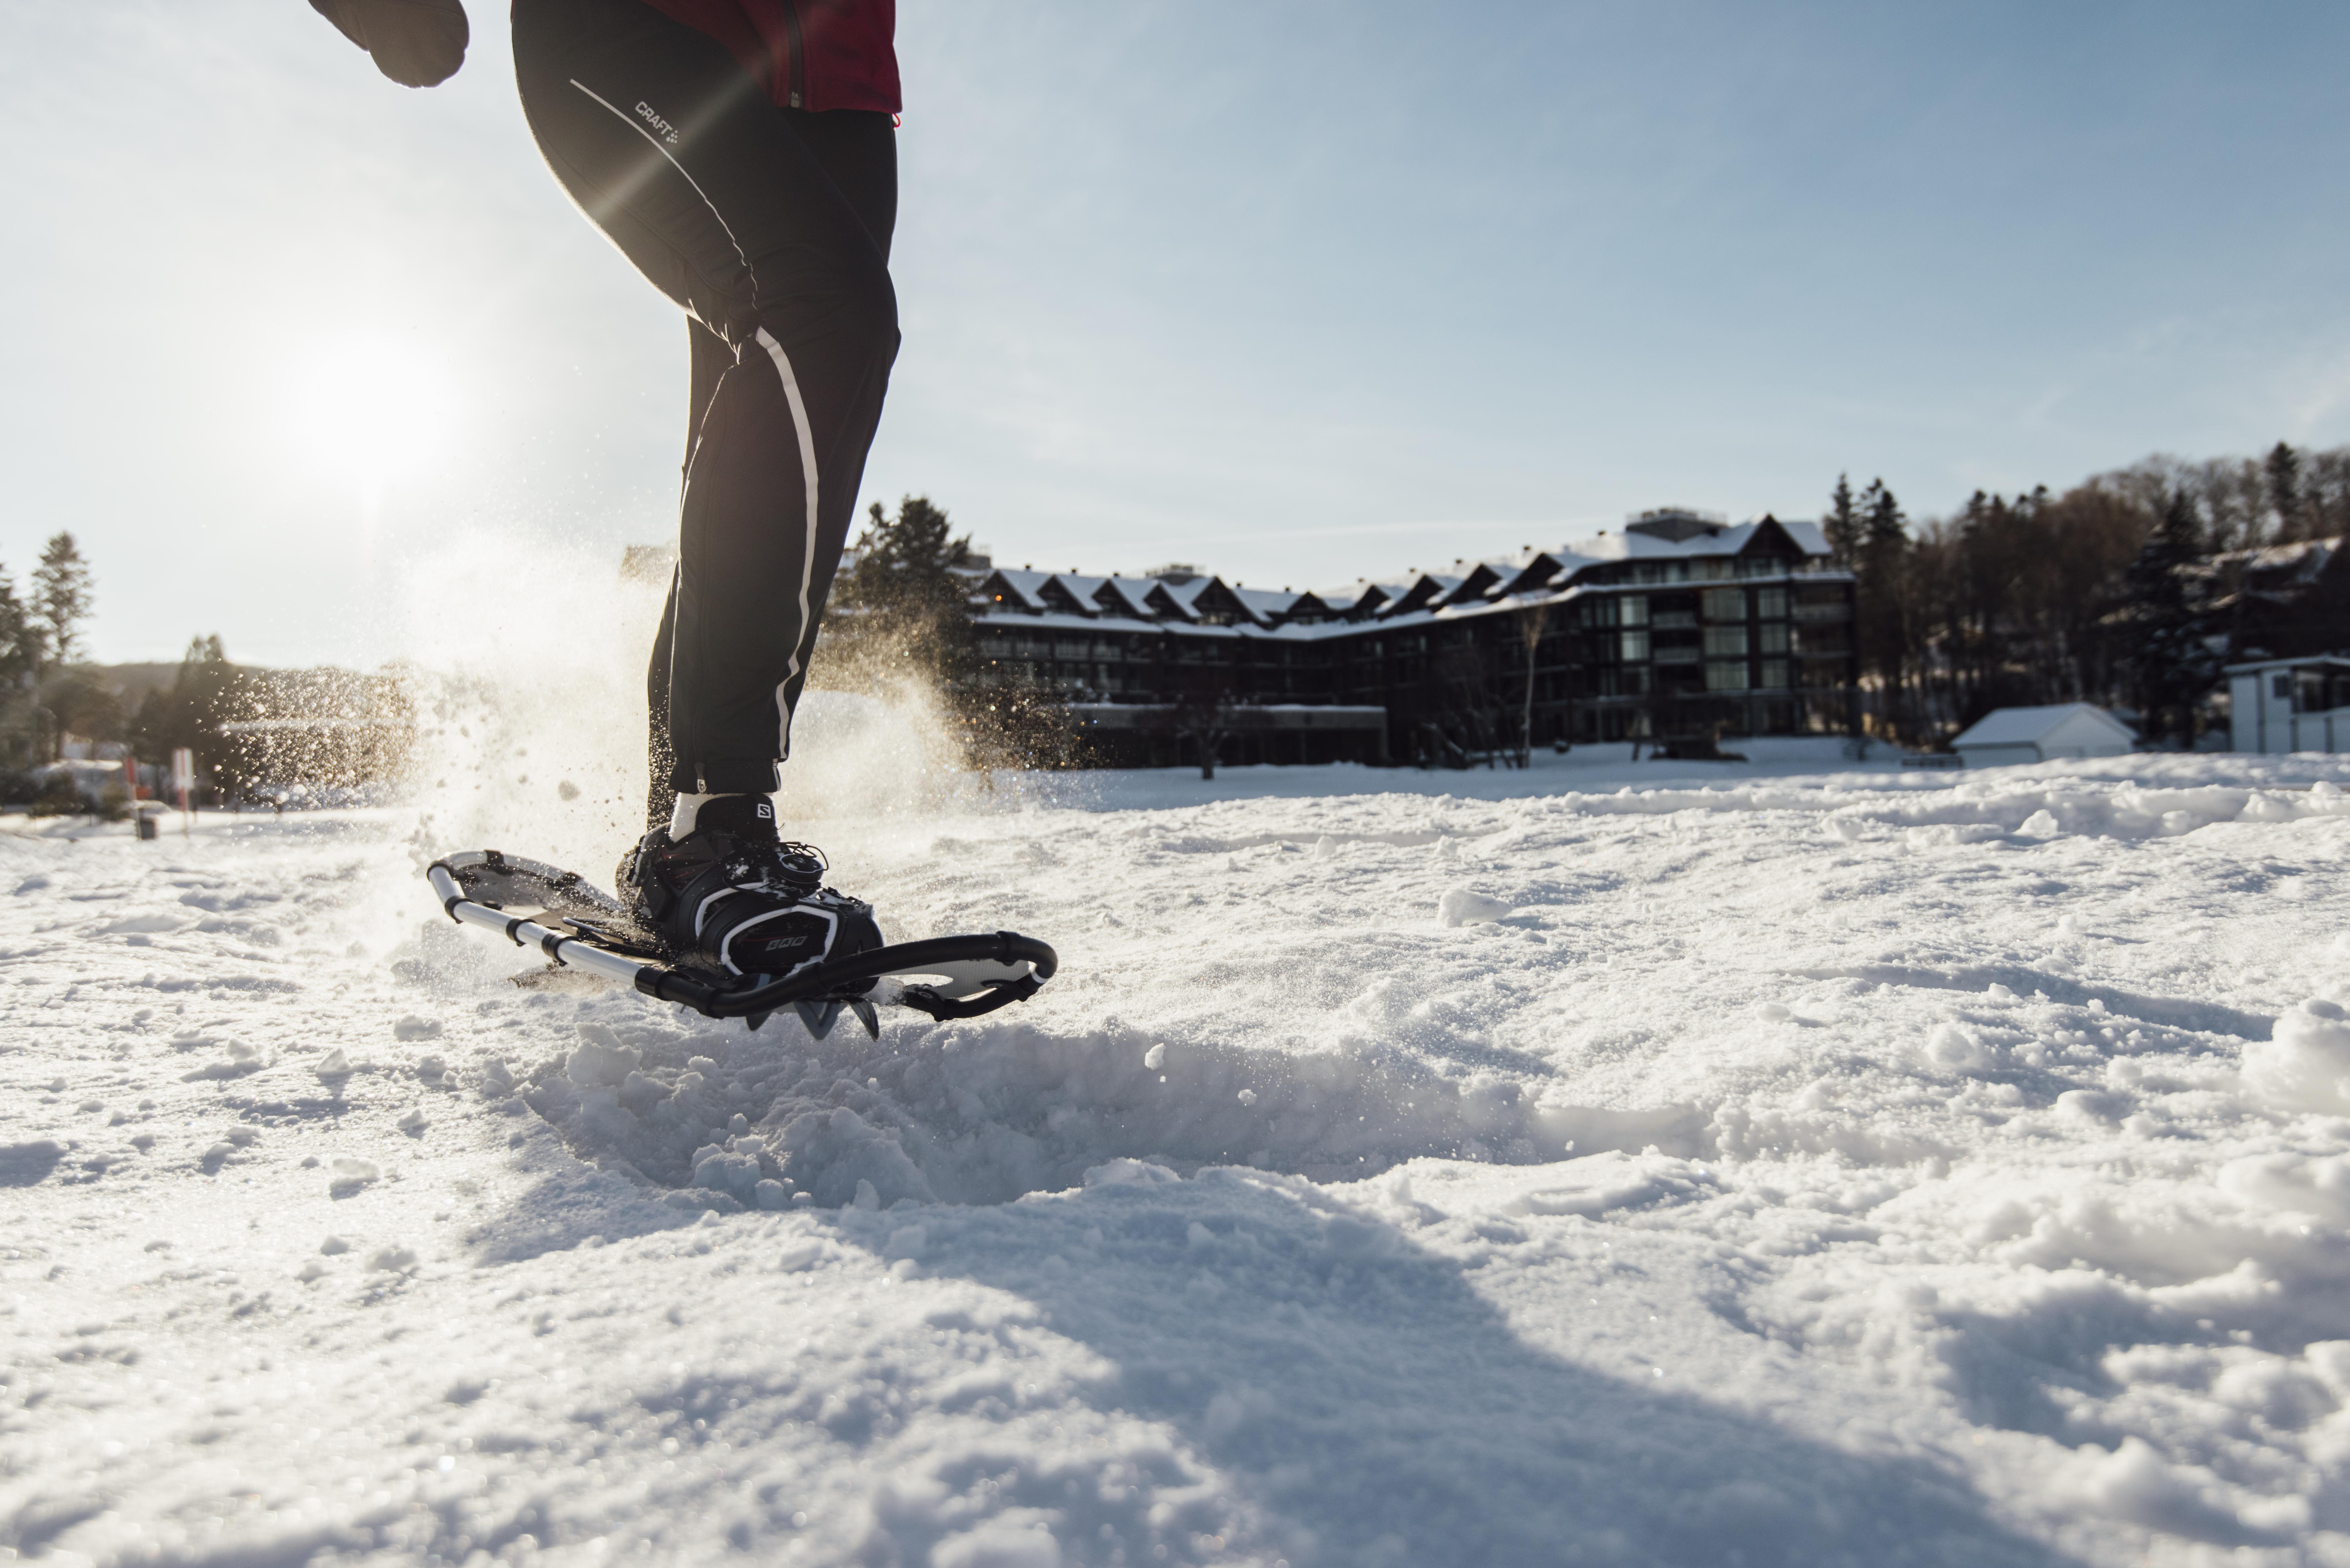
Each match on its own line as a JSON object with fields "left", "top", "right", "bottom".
{"left": 512, "top": 0, "right": 898, "bottom": 827}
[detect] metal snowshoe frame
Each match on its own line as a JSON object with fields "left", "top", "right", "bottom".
{"left": 424, "top": 853, "right": 1056, "bottom": 1032}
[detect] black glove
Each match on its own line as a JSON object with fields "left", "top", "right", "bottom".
{"left": 310, "top": 0, "right": 469, "bottom": 88}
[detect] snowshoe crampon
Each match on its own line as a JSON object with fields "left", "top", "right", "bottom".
{"left": 425, "top": 850, "right": 1055, "bottom": 1032}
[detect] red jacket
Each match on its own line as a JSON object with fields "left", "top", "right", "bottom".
{"left": 640, "top": 0, "right": 898, "bottom": 113}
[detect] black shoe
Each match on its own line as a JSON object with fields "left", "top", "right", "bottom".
{"left": 615, "top": 796, "right": 883, "bottom": 984}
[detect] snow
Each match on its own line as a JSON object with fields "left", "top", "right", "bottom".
{"left": 8, "top": 719, "right": 2350, "bottom": 1564}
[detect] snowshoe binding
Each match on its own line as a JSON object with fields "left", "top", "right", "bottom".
{"left": 615, "top": 795, "right": 883, "bottom": 990}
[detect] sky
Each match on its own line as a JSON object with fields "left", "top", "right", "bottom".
{"left": 10, "top": 1, "right": 2350, "bottom": 667}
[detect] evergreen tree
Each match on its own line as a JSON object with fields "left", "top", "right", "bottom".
{"left": 831, "top": 495, "right": 976, "bottom": 682}
{"left": 2119, "top": 490, "right": 2212, "bottom": 744}
{"left": 132, "top": 635, "right": 237, "bottom": 767}
{"left": 1852, "top": 479, "right": 1912, "bottom": 734}
{"left": 0, "top": 562, "right": 39, "bottom": 684}
{"left": 1859, "top": 478, "right": 1907, "bottom": 553}
{"left": 2266, "top": 441, "right": 2307, "bottom": 543}
{"left": 31, "top": 532, "right": 92, "bottom": 670}
{"left": 42, "top": 668, "right": 126, "bottom": 749}
{"left": 1822, "top": 474, "right": 1861, "bottom": 567}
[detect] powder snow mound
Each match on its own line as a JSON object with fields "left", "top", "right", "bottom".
{"left": 1438, "top": 887, "right": 1513, "bottom": 926}
{"left": 516, "top": 1011, "right": 1656, "bottom": 1207}
{"left": 2241, "top": 999, "right": 2350, "bottom": 1113}
{"left": 1499, "top": 1149, "right": 1716, "bottom": 1218}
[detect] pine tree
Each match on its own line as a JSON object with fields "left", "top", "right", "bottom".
{"left": 0, "top": 562, "right": 39, "bottom": 684}
{"left": 1852, "top": 479, "right": 1911, "bottom": 734}
{"left": 831, "top": 496, "right": 976, "bottom": 683}
{"left": 132, "top": 635, "right": 237, "bottom": 765}
{"left": 1822, "top": 474, "right": 1861, "bottom": 567}
{"left": 2119, "top": 489, "right": 2212, "bottom": 744}
{"left": 31, "top": 533, "right": 93, "bottom": 671}
{"left": 2266, "top": 441, "right": 2307, "bottom": 543}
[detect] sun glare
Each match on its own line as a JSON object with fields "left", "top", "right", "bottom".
{"left": 281, "top": 332, "right": 464, "bottom": 495}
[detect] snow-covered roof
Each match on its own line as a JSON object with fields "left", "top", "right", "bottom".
{"left": 1230, "top": 586, "right": 1303, "bottom": 620}
{"left": 2238, "top": 535, "right": 2341, "bottom": 588}
{"left": 981, "top": 568, "right": 1054, "bottom": 611}
{"left": 973, "top": 514, "right": 1842, "bottom": 640}
{"left": 1316, "top": 580, "right": 1407, "bottom": 616}
{"left": 1092, "top": 577, "right": 1160, "bottom": 618}
{"left": 2224, "top": 654, "right": 2350, "bottom": 675}
{"left": 1952, "top": 704, "right": 2137, "bottom": 749}
{"left": 1159, "top": 577, "right": 1216, "bottom": 611}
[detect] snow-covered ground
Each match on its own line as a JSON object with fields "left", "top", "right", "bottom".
{"left": 8, "top": 729, "right": 2350, "bottom": 1567}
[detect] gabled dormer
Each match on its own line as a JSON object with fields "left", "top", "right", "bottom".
{"left": 1143, "top": 581, "right": 1197, "bottom": 621}
{"left": 1231, "top": 586, "right": 1305, "bottom": 625}
{"left": 1092, "top": 577, "right": 1158, "bottom": 621}
{"left": 1437, "top": 562, "right": 1504, "bottom": 607}
{"left": 1035, "top": 577, "right": 1096, "bottom": 617}
{"left": 1734, "top": 515, "right": 1806, "bottom": 574}
{"left": 1266, "top": 588, "right": 1333, "bottom": 625}
{"left": 1380, "top": 574, "right": 1459, "bottom": 618}
{"left": 1494, "top": 553, "right": 1564, "bottom": 598}
{"left": 1174, "top": 576, "right": 1257, "bottom": 627}
{"left": 978, "top": 569, "right": 1050, "bottom": 615}
{"left": 1315, "top": 581, "right": 1391, "bottom": 621}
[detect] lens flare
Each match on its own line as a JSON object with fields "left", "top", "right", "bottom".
{"left": 280, "top": 331, "right": 463, "bottom": 494}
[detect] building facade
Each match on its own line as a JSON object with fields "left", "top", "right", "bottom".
{"left": 2227, "top": 655, "right": 2350, "bottom": 755}
{"left": 965, "top": 510, "right": 1860, "bottom": 768}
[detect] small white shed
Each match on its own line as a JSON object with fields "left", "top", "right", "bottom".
{"left": 1951, "top": 704, "right": 2136, "bottom": 767}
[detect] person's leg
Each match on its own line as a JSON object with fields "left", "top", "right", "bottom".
{"left": 513, "top": 0, "right": 898, "bottom": 818}
{"left": 644, "top": 317, "right": 739, "bottom": 831}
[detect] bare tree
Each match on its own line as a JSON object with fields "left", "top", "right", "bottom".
{"left": 1516, "top": 603, "right": 1550, "bottom": 768}
{"left": 1167, "top": 681, "right": 1235, "bottom": 780}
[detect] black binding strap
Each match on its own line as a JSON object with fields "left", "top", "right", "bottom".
{"left": 898, "top": 972, "right": 1046, "bottom": 1020}
{"left": 623, "top": 931, "right": 1058, "bottom": 1021}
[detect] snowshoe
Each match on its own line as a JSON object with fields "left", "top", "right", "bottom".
{"left": 424, "top": 845, "right": 1054, "bottom": 1037}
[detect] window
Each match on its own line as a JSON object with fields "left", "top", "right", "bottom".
{"left": 2275, "top": 674, "right": 2294, "bottom": 700}
{"left": 1760, "top": 660, "right": 1789, "bottom": 690}
{"left": 1705, "top": 661, "right": 1749, "bottom": 691}
{"left": 1703, "top": 626, "right": 1748, "bottom": 658}
{"left": 1795, "top": 626, "right": 1850, "bottom": 655}
{"left": 1621, "top": 630, "right": 1651, "bottom": 662}
{"left": 1616, "top": 595, "right": 1647, "bottom": 626}
{"left": 1701, "top": 588, "right": 1745, "bottom": 622}
{"left": 1756, "top": 586, "right": 1788, "bottom": 620}
{"left": 1758, "top": 623, "right": 1789, "bottom": 654}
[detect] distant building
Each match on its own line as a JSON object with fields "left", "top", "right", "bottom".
{"left": 1950, "top": 704, "right": 2136, "bottom": 767}
{"left": 2227, "top": 655, "right": 2350, "bottom": 755}
{"left": 2198, "top": 537, "right": 2350, "bottom": 664}
{"left": 964, "top": 509, "right": 1859, "bottom": 767}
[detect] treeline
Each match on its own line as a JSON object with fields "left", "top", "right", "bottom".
{"left": 1832, "top": 440, "right": 2349, "bottom": 746}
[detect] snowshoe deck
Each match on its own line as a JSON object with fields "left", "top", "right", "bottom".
{"left": 425, "top": 850, "right": 1055, "bottom": 1035}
